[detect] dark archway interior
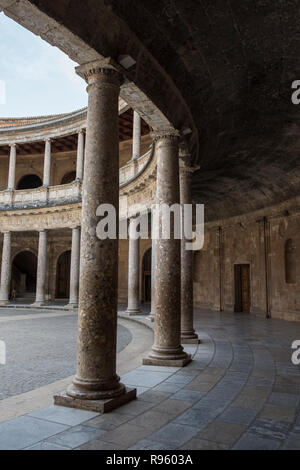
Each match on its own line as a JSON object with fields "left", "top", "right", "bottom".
{"left": 61, "top": 171, "right": 76, "bottom": 185}
{"left": 12, "top": 251, "right": 37, "bottom": 297}
{"left": 56, "top": 251, "right": 71, "bottom": 299}
{"left": 142, "top": 248, "right": 152, "bottom": 303}
{"left": 17, "top": 174, "right": 42, "bottom": 190}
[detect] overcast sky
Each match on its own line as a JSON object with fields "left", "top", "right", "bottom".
{"left": 0, "top": 12, "right": 87, "bottom": 117}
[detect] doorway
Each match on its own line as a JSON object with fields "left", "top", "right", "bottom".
{"left": 234, "top": 264, "right": 251, "bottom": 313}
{"left": 142, "top": 248, "right": 152, "bottom": 303}
{"left": 56, "top": 251, "right": 71, "bottom": 299}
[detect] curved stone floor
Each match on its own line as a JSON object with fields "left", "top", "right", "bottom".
{"left": 0, "top": 308, "right": 132, "bottom": 400}
{"left": 0, "top": 309, "right": 299, "bottom": 450}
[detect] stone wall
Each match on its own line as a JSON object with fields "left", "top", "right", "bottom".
{"left": 194, "top": 206, "right": 300, "bottom": 322}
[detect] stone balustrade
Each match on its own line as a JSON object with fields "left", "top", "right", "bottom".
{"left": 0, "top": 146, "right": 154, "bottom": 212}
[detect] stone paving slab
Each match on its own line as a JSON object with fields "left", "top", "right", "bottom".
{"left": 1, "top": 309, "right": 300, "bottom": 450}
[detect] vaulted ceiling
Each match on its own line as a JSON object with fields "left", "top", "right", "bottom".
{"left": 2, "top": 0, "right": 300, "bottom": 220}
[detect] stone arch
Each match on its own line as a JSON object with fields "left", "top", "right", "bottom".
{"left": 11, "top": 250, "right": 38, "bottom": 299}
{"left": 55, "top": 250, "right": 71, "bottom": 299}
{"left": 285, "top": 239, "right": 297, "bottom": 284}
{"left": 61, "top": 171, "right": 76, "bottom": 185}
{"left": 17, "top": 174, "right": 43, "bottom": 190}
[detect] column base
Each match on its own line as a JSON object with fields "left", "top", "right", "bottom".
{"left": 65, "top": 303, "right": 78, "bottom": 310}
{"left": 124, "top": 309, "right": 145, "bottom": 316}
{"left": 54, "top": 387, "right": 136, "bottom": 414}
{"left": 31, "top": 302, "right": 48, "bottom": 308}
{"left": 181, "top": 332, "right": 201, "bottom": 344}
{"left": 0, "top": 300, "right": 10, "bottom": 306}
{"left": 143, "top": 354, "right": 191, "bottom": 368}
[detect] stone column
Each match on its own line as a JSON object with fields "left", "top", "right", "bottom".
{"left": 7, "top": 144, "right": 16, "bottom": 190}
{"left": 132, "top": 111, "right": 141, "bottom": 161}
{"left": 34, "top": 230, "right": 47, "bottom": 306}
{"left": 54, "top": 59, "right": 135, "bottom": 412}
{"left": 143, "top": 131, "right": 191, "bottom": 367}
{"left": 125, "top": 218, "right": 142, "bottom": 315}
{"left": 43, "top": 138, "right": 51, "bottom": 187}
{"left": 180, "top": 158, "right": 199, "bottom": 343}
{"left": 68, "top": 227, "right": 81, "bottom": 308}
{"left": 0, "top": 232, "right": 12, "bottom": 305}
{"left": 76, "top": 130, "right": 85, "bottom": 180}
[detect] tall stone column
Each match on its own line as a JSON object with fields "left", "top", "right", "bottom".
{"left": 7, "top": 144, "right": 16, "bottom": 190}
{"left": 125, "top": 218, "right": 142, "bottom": 316}
{"left": 68, "top": 226, "right": 81, "bottom": 308}
{"left": 0, "top": 232, "right": 12, "bottom": 305}
{"left": 43, "top": 139, "right": 51, "bottom": 187}
{"left": 54, "top": 59, "right": 135, "bottom": 412}
{"left": 132, "top": 111, "right": 141, "bottom": 161}
{"left": 143, "top": 131, "right": 191, "bottom": 367}
{"left": 34, "top": 230, "right": 47, "bottom": 306}
{"left": 180, "top": 158, "right": 199, "bottom": 343}
{"left": 76, "top": 130, "right": 85, "bottom": 181}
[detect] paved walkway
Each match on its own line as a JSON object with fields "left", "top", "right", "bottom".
{"left": 0, "top": 309, "right": 299, "bottom": 450}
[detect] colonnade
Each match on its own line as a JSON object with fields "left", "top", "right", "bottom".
{"left": 0, "top": 227, "right": 81, "bottom": 308}
{"left": 1, "top": 58, "right": 198, "bottom": 412}
{"left": 4, "top": 129, "right": 85, "bottom": 191}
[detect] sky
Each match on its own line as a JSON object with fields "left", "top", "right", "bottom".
{"left": 0, "top": 12, "right": 87, "bottom": 117}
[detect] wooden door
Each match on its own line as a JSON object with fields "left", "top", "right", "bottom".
{"left": 234, "top": 264, "right": 250, "bottom": 313}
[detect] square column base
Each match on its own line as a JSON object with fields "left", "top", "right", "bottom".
{"left": 143, "top": 354, "right": 192, "bottom": 368}
{"left": 182, "top": 338, "right": 201, "bottom": 344}
{"left": 31, "top": 302, "right": 48, "bottom": 308}
{"left": 65, "top": 304, "right": 78, "bottom": 310}
{"left": 124, "top": 310, "right": 145, "bottom": 317}
{"left": 53, "top": 387, "right": 136, "bottom": 414}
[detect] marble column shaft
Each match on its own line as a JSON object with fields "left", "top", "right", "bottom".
{"left": 180, "top": 165, "right": 199, "bottom": 343}
{"left": 69, "top": 227, "right": 81, "bottom": 307}
{"left": 35, "top": 230, "right": 47, "bottom": 304}
{"left": 43, "top": 139, "right": 51, "bottom": 187}
{"left": 132, "top": 111, "right": 141, "bottom": 161}
{"left": 76, "top": 130, "right": 85, "bottom": 180}
{"left": 126, "top": 218, "right": 142, "bottom": 315}
{"left": 0, "top": 232, "right": 12, "bottom": 303}
{"left": 67, "top": 63, "right": 127, "bottom": 400}
{"left": 144, "top": 132, "right": 190, "bottom": 366}
{"left": 8, "top": 144, "right": 16, "bottom": 190}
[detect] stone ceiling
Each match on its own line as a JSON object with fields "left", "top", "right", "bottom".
{"left": 2, "top": 0, "right": 300, "bottom": 220}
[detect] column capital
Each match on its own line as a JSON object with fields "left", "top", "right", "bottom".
{"left": 78, "top": 128, "right": 85, "bottom": 135}
{"left": 9, "top": 143, "right": 17, "bottom": 148}
{"left": 151, "top": 129, "right": 181, "bottom": 144}
{"left": 44, "top": 137, "right": 51, "bottom": 143}
{"left": 76, "top": 58, "right": 124, "bottom": 87}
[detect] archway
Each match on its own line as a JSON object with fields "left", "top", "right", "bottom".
{"left": 56, "top": 251, "right": 71, "bottom": 299}
{"left": 17, "top": 174, "right": 42, "bottom": 190}
{"left": 11, "top": 251, "right": 37, "bottom": 299}
{"left": 61, "top": 172, "right": 76, "bottom": 185}
{"left": 142, "top": 248, "right": 152, "bottom": 303}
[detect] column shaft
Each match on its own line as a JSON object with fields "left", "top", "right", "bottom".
{"left": 76, "top": 130, "right": 85, "bottom": 180}
{"left": 0, "top": 232, "right": 12, "bottom": 304}
{"left": 126, "top": 218, "right": 142, "bottom": 315}
{"left": 65, "top": 62, "right": 132, "bottom": 403}
{"left": 68, "top": 227, "right": 81, "bottom": 307}
{"left": 34, "top": 231, "right": 47, "bottom": 305}
{"left": 43, "top": 139, "right": 51, "bottom": 187}
{"left": 143, "top": 132, "right": 190, "bottom": 367}
{"left": 132, "top": 111, "right": 141, "bottom": 160}
{"left": 180, "top": 166, "right": 199, "bottom": 343}
{"left": 7, "top": 145, "right": 16, "bottom": 190}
